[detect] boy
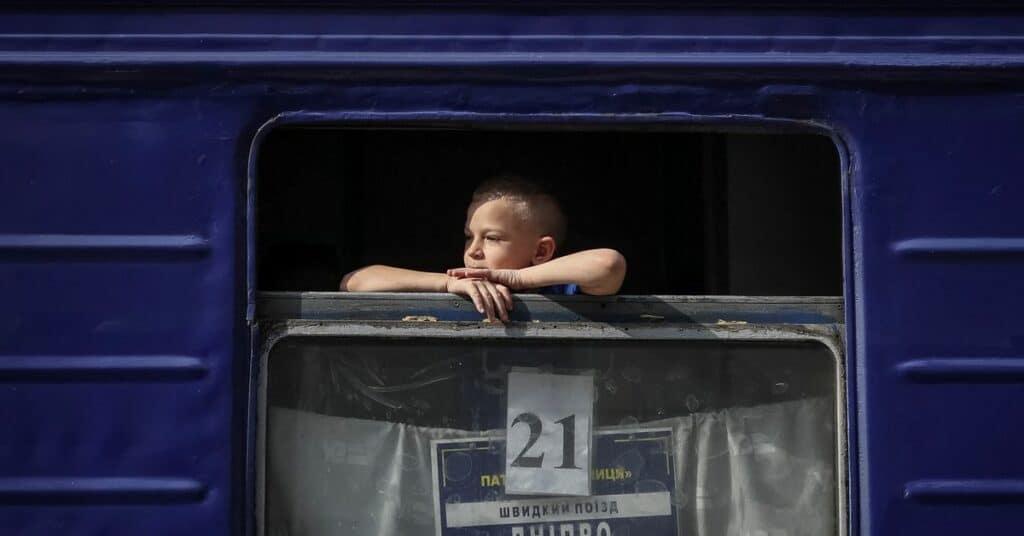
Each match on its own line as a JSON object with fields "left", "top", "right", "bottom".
{"left": 340, "top": 176, "right": 626, "bottom": 322}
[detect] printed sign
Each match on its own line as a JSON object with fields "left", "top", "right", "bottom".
{"left": 431, "top": 428, "right": 678, "bottom": 536}
{"left": 505, "top": 370, "right": 595, "bottom": 496}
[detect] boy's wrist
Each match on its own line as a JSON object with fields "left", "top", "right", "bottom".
{"left": 513, "top": 267, "right": 541, "bottom": 290}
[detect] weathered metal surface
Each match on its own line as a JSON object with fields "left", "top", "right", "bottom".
{"left": 257, "top": 292, "right": 845, "bottom": 324}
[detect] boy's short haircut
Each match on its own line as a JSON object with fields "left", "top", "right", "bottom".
{"left": 471, "top": 175, "right": 567, "bottom": 246}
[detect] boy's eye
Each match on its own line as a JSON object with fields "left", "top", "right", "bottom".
{"left": 485, "top": 236, "right": 499, "bottom": 242}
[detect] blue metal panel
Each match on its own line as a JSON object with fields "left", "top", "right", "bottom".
{"left": 844, "top": 93, "right": 1024, "bottom": 536}
{"left": 0, "top": 98, "right": 247, "bottom": 534}
{"left": 0, "top": 5, "right": 1020, "bottom": 536}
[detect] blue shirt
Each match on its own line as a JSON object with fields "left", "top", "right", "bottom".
{"left": 536, "top": 283, "right": 579, "bottom": 295}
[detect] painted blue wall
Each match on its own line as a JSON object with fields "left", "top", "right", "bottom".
{"left": 0, "top": 4, "right": 1022, "bottom": 535}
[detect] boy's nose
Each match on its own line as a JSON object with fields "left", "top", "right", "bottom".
{"left": 466, "top": 239, "right": 484, "bottom": 259}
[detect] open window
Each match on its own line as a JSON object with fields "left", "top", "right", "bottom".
{"left": 256, "top": 128, "right": 841, "bottom": 295}
{"left": 254, "top": 125, "right": 845, "bottom": 536}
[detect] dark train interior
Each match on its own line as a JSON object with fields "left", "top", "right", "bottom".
{"left": 257, "top": 128, "right": 842, "bottom": 296}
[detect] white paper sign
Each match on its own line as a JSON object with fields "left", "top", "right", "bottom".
{"left": 505, "top": 369, "right": 594, "bottom": 496}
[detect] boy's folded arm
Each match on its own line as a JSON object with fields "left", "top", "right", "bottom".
{"left": 342, "top": 265, "right": 513, "bottom": 322}
{"left": 519, "top": 248, "right": 627, "bottom": 295}
{"left": 339, "top": 265, "right": 449, "bottom": 292}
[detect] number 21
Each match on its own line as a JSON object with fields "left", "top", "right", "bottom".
{"left": 510, "top": 412, "right": 580, "bottom": 470}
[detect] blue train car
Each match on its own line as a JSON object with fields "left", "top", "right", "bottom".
{"left": 1, "top": 2, "right": 1023, "bottom": 535}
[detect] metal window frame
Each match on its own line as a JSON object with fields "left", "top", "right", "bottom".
{"left": 254, "top": 292, "right": 847, "bottom": 536}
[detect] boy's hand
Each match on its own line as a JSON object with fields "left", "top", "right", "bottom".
{"left": 445, "top": 276, "right": 513, "bottom": 323}
{"left": 447, "top": 268, "right": 526, "bottom": 290}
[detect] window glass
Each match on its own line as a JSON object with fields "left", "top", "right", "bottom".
{"left": 265, "top": 336, "right": 837, "bottom": 536}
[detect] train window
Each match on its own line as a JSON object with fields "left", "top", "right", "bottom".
{"left": 256, "top": 128, "right": 842, "bottom": 295}
{"left": 258, "top": 306, "right": 843, "bottom": 536}
{"left": 254, "top": 127, "right": 845, "bottom": 536}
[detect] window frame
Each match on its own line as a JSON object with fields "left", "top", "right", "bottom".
{"left": 245, "top": 112, "right": 851, "bottom": 319}
{"left": 254, "top": 292, "right": 848, "bottom": 536}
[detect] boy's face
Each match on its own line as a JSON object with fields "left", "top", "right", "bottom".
{"left": 463, "top": 198, "right": 543, "bottom": 270}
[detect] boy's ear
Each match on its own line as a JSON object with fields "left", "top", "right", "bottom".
{"left": 532, "top": 236, "right": 557, "bottom": 265}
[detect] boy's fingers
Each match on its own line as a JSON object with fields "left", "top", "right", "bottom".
{"left": 497, "top": 284, "right": 513, "bottom": 312}
{"left": 483, "top": 283, "right": 509, "bottom": 322}
{"left": 452, "top": 268, "right": 489, "bottom": 279}
{"left": 466, "top": 284, "right": 485, "bottom": 314}
{"left": 474, "top": 281, "right": 496, "bottom": 321}
{"left": 484, "top": 284, "right": 504, "bottom": 322}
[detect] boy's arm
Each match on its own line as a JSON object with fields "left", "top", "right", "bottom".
{"left": 340, "top": 265, "right": 514, "bottom": 322}
{"left": 518, "top": 248, "right": 626, "bottom": 295}
{"left": 449, "top": 248, "right": 627, "bottom": 296}
{"left": 340, "top": 265, "right": 449, "bottom": 292}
